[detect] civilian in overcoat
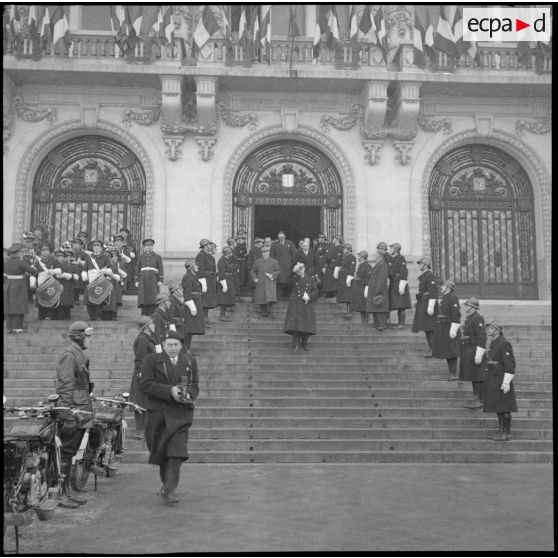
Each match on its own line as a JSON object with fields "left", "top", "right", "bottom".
{"left": 411, "top": 257, "right": 439, "bottom": 355}
{"left": 314, "top": 233, "right": 330, "bottom": 297}
{"left": 4, "top": 243, "right": 36, "bottom": 332}
{"left": 387, "top": 243, "right": 412, "bottom": 327}
{"left": 233, "top": 237, "right": 248, "bottom": 289}
{"left": 482, "top": 321, "right": 518, "bottom": 441}
{"left": 251, "top": 246, "right": 280, "bottom": 316}
{"left": 196, "top": 239, "right": 218, "bottom": 318}
{"left": 247, "top": 238, "right": 263, "bottom": 298}
{"left": 217, "top": 247, "right": 236, "bottom": 321}
{"left": 293, "top": 240, "right": 317, "bottom": 277}
{"left": 459, "top": 297, "right": 487, "bottom": 409}
{"left": 181, "top": 261, "right": 205, "bottom": 352}
{"left": 270, "top": 231, "right": 295, "bottom": 298}
{"left": 350, "top": 251, "right": 372, "bottom": 323}
{"left": 168, "top": 285, "right": 188, "bottom": 353}
{"left": 365, "top": 251, "right": 390, "bottom": 330}
{"left": 323, "top": 236, "right": 343, "bottom": 296}
{"left": 135, "top": 239, "right": 163, "bottom": 316}
{"left": 139, "top": 332, "right": 199, "bottom": 503}
{"left": 337, "top": 244, "right": 356, "bottom": 314}
{"left": 432, "top": 280, "right": 461, "bottom": 380}
{"left": 283, "top": 263, "right": 318, "bottom": 351}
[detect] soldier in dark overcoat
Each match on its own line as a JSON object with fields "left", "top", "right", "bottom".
{"left": 387, "top": 243, "right": 412, "bottom": 327}
{"left": 483, "top": 321, "right": 518, "bottom": 441}
{"left": 4, "top": 243, "right": 36, "bottom": 333}
{"left": 151, "top": 293, "right": 173, "bottom": 350}
{"left": 283, "top": 262, "right": 318, "bottom": 351}
{"left": 196, "top": 238, "right": 218, "bottom": 323}
{"left": 181, "top": 260, "right": 205, "bottom": 354}
{"left": 293, "top": 239, "right": 317, "bottom": 278}
{"left": 53, "top": 248, "right": 75, "bottom": 320}
{"left": 233, "top": 235, "right": 248, "bottom": 293}
{"left": 83, "top": 240, "right": 114, "bottom": 321}
{"left": 247, "top": 238, "right": 263, "bottom": 302}
{"left": 411, "top": 256, "right": 439, "bottom": 356}
{"left": 131, "top": 316, "right": 156, "bottom": 439}
{"left": 459, "top": 297, "right": 487, "bottom": 409}
{"left": 101, "top": 249, "right": 125, "bottom": 321}
{"left": 251, "top": 245, "right": 280, "bottom": 317}
{"left": 314, "top": 233, "right": 330, "bottom": 298}
{"left": 365, "top": 249, "right": 390, "bottom": 330}
{"left": 119, "top": 227, "right": 137, "bottom": 295}
{"left": 217, "top": 247, "right": 236, "bottom": 321}
{"left": 71, "top": 238, "right": 87, "bottom": 304}
{"left": 21, "top": 232, "right": 38, "bottom": 301}
{"left": 226, "top": 238, "right": 242, "bottom": 302}
{"left": 135, "top": 238, "right": 164, "bottom": 316}
{"left": 338, "top": 243, "right": 357, "bottom": 319}
{"left": 350, "top": 251, "right": 372, "bottom": 324}
{"left": 113, "top": 233, "right": 134, "bottom": 295}
{"left": 140, "top": 331, "right": 199, "bottom": 504}
{"left": 168, "top": 283, "right": 187, "bottom": 353}
{"left": 270, "top": 231, "right": 296, "bottom": 299}
{"left": 432, "top": 279, "right": 461, "bottom": 380}
{"left": 323, "top": 236, "right": 343, "bottom": 299}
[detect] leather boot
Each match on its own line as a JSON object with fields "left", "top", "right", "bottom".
{"left": 59, "top": 462, "right": 87, "bottom": 507}
{"left": 493, "top": 414, "right": 507, "bottom": 441}
{"left": 292, "top": 334, "right": 300, "bottom": 352}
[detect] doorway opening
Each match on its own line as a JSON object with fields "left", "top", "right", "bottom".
{"left": 254, "top": 205, "right": 321, "bottom": 245}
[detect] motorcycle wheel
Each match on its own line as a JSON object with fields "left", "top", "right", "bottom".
{"left": 70, "top": 445, "right": 95, "bottom": 492}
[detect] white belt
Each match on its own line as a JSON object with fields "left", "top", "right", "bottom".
{"left": 140, "top": 267, "right": 159, "bottom": 273}
{"left": 4, "top": 274, "right": 25, "bottom": 279}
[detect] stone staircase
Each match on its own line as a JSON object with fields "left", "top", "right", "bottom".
{"left": 3, "top": 297, "right": 552, "bottom": 463}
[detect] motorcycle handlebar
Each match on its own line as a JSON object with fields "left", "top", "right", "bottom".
{"left": 3, "top": 405, "right": 92, "bottom": 415}
{"left": 92, "top": 396, "right": 145, "bottom": 413}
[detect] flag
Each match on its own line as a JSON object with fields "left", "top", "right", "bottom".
{"left": 259, "top": 5, "right": 271, "bottom": 63}
{"left": 193, "top": 6, "right": 220, "bottom": 49}
{"left": 110, "top": 5, "right": 128, "bottom": 52}
{"left": 452, "top": 6, "right": 481, "bottom": 67}
{"left": 326, "top": 5, "right": 340, "bottom": 50}
{"left": 9, "top": 4, "right": 22, "bottom": 36}
{"left": 39, "top": 5, "right": 51, "bottom": 48}
{"left": 413, "top": 9, "right": 426, "bottom": 69}
{"left": 423, "top": 6, "right": 436, "bottom": 59}
{"left": 50, "top": 6, "right": 70, "bottom": 52}
{"left": 238, "top": 6, "right": 247, "bottom": 43}
{"left": 434, "top": 5, "right": 459, "bottom": 58}
{"left": 28, "top": 5, "right": 43, "bottom": 36}
{"left": 289, "top": 5, "right": 300, "bottom": 39}
{"left": 349, "top": 4, "right": 358, "bottom": 47}
{"left": 162, "top": 5, "right": 174, "bottom": 46}
{"left": 374, "top": 6, "right": 387, "bottom": 62}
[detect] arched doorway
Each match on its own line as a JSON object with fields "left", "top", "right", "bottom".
{"left": 429, "top": 144, "right": 537, "bottom": 299}
{"left": 32, "top": 135, "right": 146, "bottom": 248}
{"left": 232, "top": 140, "right": 343, "bottom": 244}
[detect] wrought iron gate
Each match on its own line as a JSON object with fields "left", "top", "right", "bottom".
{"left": 429, "top": 144, "right": 537, "bottom": 299}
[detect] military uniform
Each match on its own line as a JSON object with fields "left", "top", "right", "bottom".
{"left": 181, "top": 269, "right": 205, "bottom": 351}
{"left": 151, "top": 305, "right": 173, "bottom": 347}
{"left": 411, "top": 268, "right": 439, "bottom": 351}
{"left": 323, "top": 243, "right": 343, "bottom": 295}
{"left": 366, "top": 258, "right": 390, "bottom": 329}
{"left": 459, "top": 311, "right": 487, "bottom": 382}
{"left": 432, "top": 292, "right": 461, "bottom": 359}
{"left": 283, "top": 272, "right": 318, "bottom": 350}
{"left": 336, "top": 252, "right": 356, "bottom": 304}
{"left": 136, "top": 250, "right": 164, "bottom": 315}
{"left": 4, "top": 252, "right": 36, "bottom": 331}
{"left": 217, "top": 255, "right": 236, "bottom": 321}
{"left": 293, "top": 247, "right": 317, "bottom": 277}
{"left": 270, "top": 239, "right": 295, "bottom": 298}
{"left": 196, "top": 250, "right": 218, "bottom": 310}
{"left": 233, "top": 241, "right": 248, "bottom": 290}
{"left": 314, "top": 240, "right": 330, "bottom": 296}
{"left": 131, "top": 329, "right": 156, "bottom": 432}
{"left": 53, "top": 256, "right": 75, "bottom": 320}
{"left": 350, "top": 261, "right": 372, "bottom": 315}
{"left": 388, "top": 253, "right": 412, "bottom": 319}
{"left": 83, "top": 250, "right": 112, "bottom": 320}
{"left": 168, "top": 292, "right": 187, "bottom": 351}
{"left": 35, "top": 253, "right": 63, "bottom": 320}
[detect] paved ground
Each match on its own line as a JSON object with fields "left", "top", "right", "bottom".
{"left": 3, "top": 463, "right": 553, "bottom": 554}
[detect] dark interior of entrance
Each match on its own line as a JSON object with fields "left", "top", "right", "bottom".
{"left": 254, "top": 205, "right": 321, "bottom": 244}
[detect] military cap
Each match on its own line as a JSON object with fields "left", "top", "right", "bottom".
{"left": 318, "top": 233, "right": 326, "bottom": 239}
{"left": 227, "top": 237, "right": 235, "bottom": 245}
{"left": 163, "top": 330, "right": 184, "bottom": 343}
{"left": 108, "top": 248, "right": 120, "bottom": 257}
{"left": 199, "top": 238, "right": 211, "bottom": 248}
{"left": 23, "top": 232, "right": 34, "bottom": 241}
{"left": 254, "top": 238, "right": 263, "bottom": 244}
{"left": 184, "top": 259, "right": 195, "bottom": 270}
{"left": 136, "top": 316, "right": 153, "bottom": 330}
{"left": 442, "top": 279, "right": 455, "bottom": 290}
{"left": 389, "top": 242, "right": 402, "bottom": 252}
{"left": 464, "top": 297, "right": 480, "bottom": 310}
{"left": 357, "top": 250, "right": 368, "bottom": 260}
{"left": 91, "top": 239, "right": 103, "bottom": 247}
{"left": 114, "top": 234, "right": 124, "bottom": 241}
{"left": 142, "top": 238, "right": 155, "bottom": 246}
{"left": 77, "top": 231, "right": 88, "bottom": 238}
{"left": 344, "top": 243, "right": 352, "bottom": 251}
{"left": 8, "top": 243, "right": 24, "bottom": 254}
{"left": 72, "top": 238, "right": 84, "bottom": 245}
{"left": 40, "top": 243, "right": 52, "bottom": 251}
{"left": 417, "top": 256, "right": 431, "bottom": 267}
{"left": 156, "top": 293, "right": 169, "bottom": 304}
{"left": 54, "top": 248, "right": 65, "bottom": 256}
{"left": 222, "top": 246, "right": 232, "bottom": 255}
{"left": 486, "top": 320, "right": 504, "bottom": 333}
{"left": 376, "top": 241, "right": 388, "bottom": 250}
{"left": 119, "top": 227, "right": 130, "bottom": 235}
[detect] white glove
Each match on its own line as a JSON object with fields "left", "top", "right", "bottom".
{"left": 399, "top": 280, "right": 407, "bottom": 296}
{"left": 333, "top": 266, "right": 341, "bottom": 280}
{"left": 155, "top": 344, "right": 163, "bottom": 354}
{"left": 157, "top": 281, "right": 162, "bottom": 286}
{"left": 501, "top": 372, "right": 514, "bottom": 394}
{"left": 169, "top": 324, "right": 177, "bottom": 332}
{"left": 119, "top": 269, "right": 128, "bottom": 279}
{"left": 474, "top": 346, "right": 486, "bottom": 365}
{"left": 253, "top": 278, "right": 258, "bottom": 283}
{"left": 29, "top": 276, "right": 37, "bottom": 289}
{"left": 265, "top": 273, "right": 273, "bottom": 281}
{"left": 346, "top": 276, "right": 354, "bottom": 288}
{"left": 185, "top": 300, "right": 197, "bottom": 316}
{"left": 199, "top": 278, "right": 207, "bottom": 293}
{"left": 81, "top": 271, "right": 88, "bottom": 282}
{"left": 121, "top": 253, "right": 131, "bottom": 263}
{"left": 72, "top": 273, "right": 78, "bottom": 281}
{"left": 364, "top": 286, "right": 369, "bottom": 299}
{"left": 449, "top": 322, "right": 460, "bottom": 339}
{"left": 220, "top": 279, "right": 228, "bottom": 293}
{"left": 135, "top": 281, "right": 139, "bottom": 288}
{"left": 62, "top": 272, "right": 73, "bottom": 280}
{"left": 130, "top": 251, "right": 135, "bottom": 259}
{"left": 427, "top": 298, "right": 436, "bottom": 315}
{"left": 51, "top": 267, "right": 62, "bottom": 276}
{"left": 322, "top": 267, "right": 326, "bottom": 274}
{"left": 302, "top": 291, "right": 310, "bottom": 302}
{"left": 113, "top": 274, "right": 121, "bottom": 282}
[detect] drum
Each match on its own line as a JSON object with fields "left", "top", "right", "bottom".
{"left": 36, "top": 276, "right": 63, "bottom": 308}
{"left": 86, "top": 274, "right": 113, "bottom": 305}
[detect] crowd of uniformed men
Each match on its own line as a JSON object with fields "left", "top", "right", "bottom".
{"left": 4, "top": 226, "right": 518, "bottom": 444}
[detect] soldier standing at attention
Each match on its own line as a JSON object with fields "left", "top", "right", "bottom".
{"left": 387, "top": 243, "right": 412, "bottom": 328}
{"left": 325, "top": 235, "right": 343, "bottom": 301}
{"left": 350, "top": 251, "right": 372, "bottom": 324}
{"left": 338, "top": 244, "right": 357, "bottom": 319}
{"left": 270, "top": 231, "right": 295, "bottom": 299}
{"left": 233, "top": 234, "right": 248, "bottom": 295}
{"left": 217, "top": 246, "right": 236, "bottom": 322}
{"left": 365, "top": 248, "right": 390, "bottom": 331}
{"left": 314, "top": 233, "right": 330, "bottom": 298}
{"left": 181, "top": 260, "right": 205, "bottom": 355}
{"left": 459, "top": 297, "right": 487, "bottom": 409}
{"left": 53, "top": 248, "right": 75, "bottom": 321}
{"left": 411, "top": 257, "right": 439, "bottom": 357}
{"left": 227, "top": 237, "right": 243, "bottom": 303}
{"left": 136, "top": 239, "right": 164, "bottom": 316}
{"left": 196, "top": 239, "right": 218, "bottom": 325}
{"left": 432, "top": 280, "right": 461, "bottom": 381}
{"left": 483, "top": 321, "right": 518, "bottom": 441}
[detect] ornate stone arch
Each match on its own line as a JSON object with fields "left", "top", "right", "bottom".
{"left": 221, "top": 124, "right": 356, "bottom": 247}
{"left": 418, "top": 128, "right": 551, "bottom": 296}
{"left": 13, "top": 119, "right": 157, "bottom": 242}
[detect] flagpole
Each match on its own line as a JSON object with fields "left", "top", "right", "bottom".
{"left": 289, "top": 5, "right": 296, "bottom": 70}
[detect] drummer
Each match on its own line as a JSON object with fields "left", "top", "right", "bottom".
{"left": 35, "top": 243, "right": 63, "bottom": 320}
{"left": 82, "top": 239, "right": 114, "bottom": 321}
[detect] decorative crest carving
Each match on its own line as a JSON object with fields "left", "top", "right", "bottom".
{"left": 256, "top": 163, "right": 320, "bottom": 194}
{"left": 515, "top": 119, "right": 551, "bottom": 136}
{"left": 217, "top": 103, "right": 259, "bottom": 130}
{"left": 11, "top": 96, "right": 57, "bottom": 125}
{"left": 122, "top": 106, "right": 161, "bottom": 128}
{"left": 196, "top": 137, "right": 217, "bottom": 161}
{"left": 320, "top": 111, "right": 359, "bottom": 133}
{"left": 59, "top": 159, "right": 125, "bottom": 191}
{"left": 417, "top": 115, "right": 453, "bottom": 135}
{"left": 448, "top": 167, "right": 509, "bottom": 198}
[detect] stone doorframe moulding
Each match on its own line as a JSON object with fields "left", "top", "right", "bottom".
{"left": 220, "top": 124, "right": 357, "bottom": 249}
{"left": 411, "top": 127, "right": 551, "bottom": 299}
{"left": 12, "top": 119, "right": 158, "bottom": 244}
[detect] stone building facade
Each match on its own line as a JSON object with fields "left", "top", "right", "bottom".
{"left": 3, "top": 5, "right": 552, "bottom": 299}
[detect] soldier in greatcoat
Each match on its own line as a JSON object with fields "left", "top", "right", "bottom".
{"left": 432, "top": 280, "right": 461, "bottom": 381}
{"left": 131, "top": 316, "right": 156, "bottom": 439}
{"left": 4, "top": 243, "right": 36, "bottom": 333}
{"left": 35, "top": 243, "right": 63, "bottom": 321}
{"left": 101, "top": 248, "right": 125, "bottom": 321}
{"left": 21, "top": 232, "right": 38, "bottom": 302}
{"left": 459, "top": 297, "right": 487, "bottom": 409}
{"left": 227, "top": 237, "right": 243, "bottom": 302}
{"left": 140, "top": 331, "right": 199, "bottom": 504}
{"left": 324, "top": 235, "right": 343, "bottom": 300}
{"left": 71, "top": 238, "right": 87, "bottom": 305}
{"left": 387, "top": 243, "right": 412, "bottom": 328}
{"left": 217, "top": 246, "right": 236, "bottom": 322}
{"left": 270, "top": 231, "right": 295, "bottom": 299}
{"left": 181, "top": 260, "right": 205, "bottom": 355}
{"left": 82, "top": 239, "right": 114, "bottom": 321}
{"left": 135, "top": 238, "right": 164, "bottom": 316}
{"left": 233, "top": 235, "right": 248, "bottom": 294}
{"left": 350, "top": 251, "right": 372, "bottom": 324}
{"left": 338, "top": 243, "right": 357, "bottom": 319}
{"left": 314, "top": 233, "right": 330, "bottom": 298}
{"left": 283, "top": 262, "right": 318, "bottom": 352}
{"left": 252, "top": 245, "right": 280, "bottom": 317}
{"left": 411, "top": 256, "right": 439, "bottom": 357}
{"left": 365, "top": 249, "right": 390, "bottom": 330}
{"left": 196, "top": 238, "right": 218, "bottom": 324}
{"left": 53, "top": 248, "right": 75, "bottom": 320}
{"left": 247, "top": 238, "right": 263, "bottom": 302}
{"left": 483, "top": 321, "right": 518, "bottom": 441}
{"left": 151, "top": 293, "right": 173, "bottom": 350}
{"left": 119, "top": 227, "right": 137, "bottom": 295}
{"left": 167, "top": 283, "right": 187, "bottom": 353}
{"left": 114, "top": 232, "right": 135, "bottom": 295}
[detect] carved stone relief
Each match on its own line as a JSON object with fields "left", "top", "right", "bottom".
{"left": 515, "top": 119, "right": 551, "bottom": 136}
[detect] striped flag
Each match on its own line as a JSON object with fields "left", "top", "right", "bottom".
{"left": 374, "top": 6, "right": 387, "bottom": 62}
{"left": 128, "top": 6, "right": 143, "bottom": 38}
{"left": 50, "top": 6, "right": 70, "bottom": 52}
{"left": 162, "top": 5, "right": 174, "bottom": 46}
{"left": 259, "top": 5, "right": 271, "bottom": 63}
{"left": 238, "top": 5, "right": 247, "bottom": 43}
{"left": 452, "top": 6, "right": 481, "bottom": 67}
{"left": 289, "top": 5, "right": 300, "bottom": 39}
{"left": 326, "top": 5, "right": 340, "bottom": 50}
{"left": 413, "top": 9, "right": 426, "bottom": 69}
{"left": 110, "top": 5, "right": 128, "bottom": 51}
{"left": 349, "top": 4, "right": 359, "bottom": 47}
{"left": 28, "top": 5, "right": 43, "bottom": 36}
{"left": 193, "top": 6, "right": 220, "bottom": 49}
{"left": 39, "top": 5, "right": 51, "bottom": 47}
{"left": 434, "top": 5, "right": 459, "bottom": 58}
{"left": 423, "top": 6, "right": 436, "bottom": 59}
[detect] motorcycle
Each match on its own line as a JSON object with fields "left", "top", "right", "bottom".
{"left": 70, "top": 392, "right": 144, "bottom": 491}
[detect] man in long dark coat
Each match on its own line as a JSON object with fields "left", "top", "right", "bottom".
{"left": 135, "top": 238, "right": 164, "bottom": 316}
{"left": 217, "top": 246, "right": 236, "bottom": 322}
{"left": 252, "top": 245, "right": 280, "bottom": 317}
{"left": 233, "top": 235, "right": 248, "bottom": 294}
{"left": 365, "top": 249, "right": 390, "bottom": 330}
{"left": 293, "top": 239, "right": 317, "bottom": 278}
{"left": 324, "top": 235, "right": 343, "bottom": 299}
{"left": 140, "top": 331, "right": 199, "bottom": 504}
{"left": 4, "top": 243, "right": 36, "bottom": 333}
{"left": 270, "top": 231, "right": 295, "bottom": 299}
{"left": 411, "top": 256, "right": 439, "bottom": 356}
{"left": 284, "top": 262, "right": 318, "bottom": 352}
{"left": 247, "top": 238, "right": 263, "bottom": 302}
{"left": 314, "top": 233, "right": 330, "bottom": 298}
{"left": 432, "top": 279, "right": 461, "bottom": 381}
{"left": 483, "top": 321, "right": 518, "bottom": 441}
{"left": 53, "top": 248, "right": 75, "bottom": 320}
{"left": 196, "top": 238, "right": 217, "bottom": 324}
{"left": 459, "top": 297, "right": 487, "bottom": 409}
{"left": 350, "top": 250, "right": 372, "bottom": 324}
{"left": 387, "top": 242, "right": 412, "bottom": 328}
{"left": 338, "top": 243, "right": 357, "bottom": 319}
{"left": 181, "top": 260, "right": 205, "bottom": 354}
